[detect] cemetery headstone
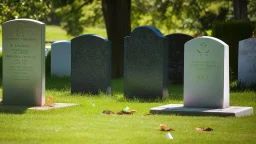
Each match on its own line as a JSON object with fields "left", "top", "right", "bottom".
{"left": 2, "top": 19, "right": 45, "bottom": 106}
{"left": 51, "top": 40, "right": 71, "bottom": 77}
{"left": 124, "top": 26, "right": 168, "bottom": 99}
{"left": 71, "top": 34, "right": 111, "bottom": 94}
{"left": 165, "top": 33, "right": 193, "bottom": 83}
{"left": 238, "top": 38, "right": 256, "bottom": 85}
{"left": 184, "top": 36, "right": 229, "bottom": 108}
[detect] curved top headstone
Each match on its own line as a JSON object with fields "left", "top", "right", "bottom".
{"left": 71, "top": 34, "right": 111, "bottom": 95}
{"left": 165, "top": 33, "right": 193, "bottom": 83}
{"left": 72, "top": 34, "right": 109, "bottom": 42}
{"left": 184, "top": 36, "right": 229, "bottom": 108}
{"left": 2, "top": 18, "right": 45, "bottom": 106}
{"left": 124, "top": 26, "right": 168, "bottom": 99}
{"left": 238, "top": 37, "right": 256, "bottom": 85}
{"left": 130, "top": 26, "right": 164, "bottom": 38}
{"left": 3, "top": 18, "right": 44, "bottom": 25}
{"left": 51, "top": 40, "right": 71, "bottom": 77}
{"left": 52, "top": 40, "right": 70, "bottom": 45}
{"left": 185, "top": 36, "right": 228, "bottom": 48}
{"left": 166, "top": 33, "right": 193, "bottom": 38}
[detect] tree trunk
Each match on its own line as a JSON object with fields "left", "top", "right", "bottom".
{"left": 233, "top": 0, "right": 248, "bottom": 20}
{"left": 102, "top": 0, "right": 131, "bottom": 78}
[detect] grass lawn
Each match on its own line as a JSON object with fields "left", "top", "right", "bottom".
{"left": 0, "top": 77, "right": 255, "bottom": 144}
{"left": 0, "top": 25, "right": 107, "bottom": 46}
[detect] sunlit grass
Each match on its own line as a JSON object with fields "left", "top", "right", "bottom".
{"left": 0, "top": 77, "right": 255, "bottom": 144}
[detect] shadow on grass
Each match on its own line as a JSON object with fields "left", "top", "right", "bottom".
{"left": 46, "top": 75, "right": 70, "bottom": 91}
{"left": 230, "top": 81, "right": 256, "bottom": 92}
{"left": 112, "top": 79, "right": 183, "bottom": 103}
{"left": 0, "top": 103, "right": 28, "bottom": 114}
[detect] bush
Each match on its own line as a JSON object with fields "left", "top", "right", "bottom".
{"left": 212, "top": 20, "right": 255, "bottom": 81}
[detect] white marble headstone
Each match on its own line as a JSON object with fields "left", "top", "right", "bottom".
{"left": 2, "top": 19, "right": 45, "bottom": 106}
{"left": 238, "top": 38, "right": 256, "bottom": 85}
{"left": 184, "top": 36, "right": 229, "bottom": 108}
{"left": 51, "top": 40, "right": 71, "bottom": 77}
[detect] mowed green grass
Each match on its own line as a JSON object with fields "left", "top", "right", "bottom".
{"left": 0, "top": 77, "right": 256, "bottom": 144}
{"left": 0, "top": 25, "right": 107, "bottom": 46}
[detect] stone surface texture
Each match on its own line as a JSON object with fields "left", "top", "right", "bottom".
{"left": 150, "top": 104, "right": 253, "bottom": 117}
{"left": 238, "top": 38, "right": 256, "bottom": 85}
{"left": 51, "top": 40, "right": 71, "bottom": 77}
{"left": 166, "top": 33, "right": 193, "bottom": 83}
{"left": 124, "top": 26, "right": 168, "bottom": 99}
{"left": 71, "top": 34, "right": 111, "bottom": 94}
{"left": 184, "top": 36, "right": 229, "bottom": 108}
{"left": 2, "top": 19, "right": 45, "bottom": 106}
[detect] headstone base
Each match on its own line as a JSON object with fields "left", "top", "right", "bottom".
{"left": 29, "top": 103, "right": 78, "bottom": 110}
{"left": 150, "top": 104, "right": 253, "bottom": 117}
{"left": 0, "top": 101, "right": 78, "bottom": 111}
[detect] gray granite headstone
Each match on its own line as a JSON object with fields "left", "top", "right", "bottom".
{"left": 184, "top": 36, "right": 229, "bottom": 108}
{"left": 238, "top": 38, "right": 256, "bottom": 85}
{"left": 124, "top": 26, "right": 168, "bottom": 99}
{"left": 2, "top": 19, "right": 45, "bottom": 106}
{"left": 71, "top": 34, "right": 111, "bottom": 94}
{"left": 166, "top": 33, "right": 193, "bottom": 83}
{"left": 51, "top": 40, "right": 71, "bottom": 77}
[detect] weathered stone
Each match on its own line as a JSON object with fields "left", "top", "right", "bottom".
{"left": 238, "top": 38, "right": 256, "bottom": 85}
{"left": 124, "top": 26, "right": 168, "bottom": 99}
{"left": 71, "top": 34, "right": 111, "bottom": 95}
{"left": 2, "top": 19, "right": 45, "bottom": 106}
{"left": 166, "top": 33, "right": 193, "bottom": 83}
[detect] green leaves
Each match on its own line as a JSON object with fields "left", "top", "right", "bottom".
{"left": 0, "top": 0, "right": 49, "bottom": 23}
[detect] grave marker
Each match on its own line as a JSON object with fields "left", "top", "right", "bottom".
{"left": 238, "top": 38, "right": 256, "bottom": 85}
{"left": 51, "top": 40, "right": 71, "bottom": 77}
{"left": 184, "top": 36, "right": 229, "bottom": 108}
{"left": 71, "top": 34, "right": 111, "bottom": 94}
{"left": 2, "top": 19, "right": 45, "bottom": 106}
{"left": 150, "top": 36, "right": 253, "bottom": 117}
{"left": 166, "top": 33, "right": 193, "bottom": 83}
{"left": 124, "top": 26, "right": 168, "bottom": 99}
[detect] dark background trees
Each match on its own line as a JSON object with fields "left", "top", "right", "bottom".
{"left": 102, "top": 0, "right": 131, "bottom": 78}
{"left": 0, "top": 0, "right": 256, "bottom": 78}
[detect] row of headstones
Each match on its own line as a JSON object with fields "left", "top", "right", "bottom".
{"left": 51, "top": 33, "right": 193, "bottom": 84}
{"left": 52, "top": 33, "right": 256, "bottom": 87}
{"left": 2, "top": 19, "right": 255, "bottom": 108}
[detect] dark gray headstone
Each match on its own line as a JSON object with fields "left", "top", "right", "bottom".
{"left": 124, "top": 26, "right": 168, "bottom": 99}
{"left": 165, "top": 33, "right": 193, "bottom": 83}
{"left": 71, "top": 34, "right": 111, "bottom": 95}
{"left": 2, "top": 19, "right": 45, "bottom": 106}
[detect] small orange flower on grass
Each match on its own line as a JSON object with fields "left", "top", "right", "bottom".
{"left": 46, "top": 96, "right": 55, "bottom": 107}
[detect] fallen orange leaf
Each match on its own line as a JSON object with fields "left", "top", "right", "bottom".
{"left": 116, "top": 110, "right": 136, "bottom": 115}
{"left": 160, "top": 124, "right": 175, "bottom": 131}
{"left": 196, "top": 127, "right": 213, "bottom": 131}
{"left": 144, "top": 113, "right": 153, "bottom": 116}
{"left": 102, "top": 110, "right": 115, "bottom": 115}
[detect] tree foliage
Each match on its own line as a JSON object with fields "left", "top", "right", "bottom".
{"left": 1, "top": 0, "right": 256, "bottom": 36}
{"left": 0, "top": 0, "right": 49, "bottom": 24}
{"left": 45, "top": 0, "right": 96, "bottom": 36}
{"left": 131, "top": 0, "right": 231, "bottom": 35}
